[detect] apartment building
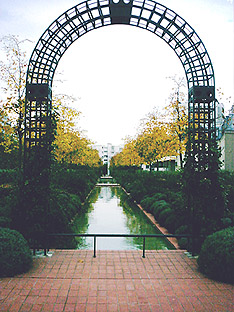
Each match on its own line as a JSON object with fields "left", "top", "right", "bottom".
{"left": 93, "top": 143, "right": 123, "bottom": 168}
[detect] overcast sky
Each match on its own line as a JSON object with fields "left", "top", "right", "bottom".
{"left": 0, "top": 0, "right": 233, "bottom": 145}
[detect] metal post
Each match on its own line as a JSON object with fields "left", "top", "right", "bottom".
{"left": 142, "top": 236, "right": 145, "bottom": 258}
{"left": 93, "top": 235, "right": 96, "bottom": 258}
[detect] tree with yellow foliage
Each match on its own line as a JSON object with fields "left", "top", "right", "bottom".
{"left": 133, "top": 108, "right": 178, "bottom": 170}
{"left": 111, "top": 100, "right": 186, "bottom": 170}
{"left": 53, "top": 97, "right": 101, "bottom": 166}
{"left": 0, "top": 35, "right": 30, "bottom": 168}
{"left": 164, "top": 77, "right": 188, "bottom": 168}
{"left": 110, "top": 136, "right": 142, "bottom": 167}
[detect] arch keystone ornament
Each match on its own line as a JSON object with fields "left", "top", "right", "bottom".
{"left": 24, "top": 0, "right": 217, "bottom": 197}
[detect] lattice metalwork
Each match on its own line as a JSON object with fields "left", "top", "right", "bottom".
{"left": 27, "top": 0, "right": 214, "bottom": 87}
{"left": 188, "top": 86, "right": 216, "bottom": 170}
{"left": 25, "top": 0, "right": 216, "bottom": 171}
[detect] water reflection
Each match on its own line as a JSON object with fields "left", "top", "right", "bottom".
{"left": 73, "top": 186, "right": 174, "bottom": 250}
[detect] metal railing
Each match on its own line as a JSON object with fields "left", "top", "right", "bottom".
{"left": 34, "top": 233, "right": 192, "bottom": 258}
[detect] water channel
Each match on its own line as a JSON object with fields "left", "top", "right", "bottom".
{"left": 73, "top": 179, "right": 174, "bottom": 251}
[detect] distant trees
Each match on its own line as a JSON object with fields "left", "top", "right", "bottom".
{"left": 111, "top": 79, "right": 188, "bottom": 170}
{"left": 136, "top": 108, "right": 182, "bottom": 170}
{"left": 164, "top": 77, "right": 188, "bottom": 168}
{"left": 110, "top": 136, "right": 142, "bottom": 167}
{"left": 53, "top": 96, "right": 102, "bottom": 166}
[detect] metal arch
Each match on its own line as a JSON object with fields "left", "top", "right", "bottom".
{"left": 26, "top": 0, "right": 214, "bottom": 88}
{"left": 25, "top": 0, "right": 216, "bottom": 173}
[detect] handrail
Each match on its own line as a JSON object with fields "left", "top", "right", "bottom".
{"left": 35, "top": 233, "right": 192, "bottom": 258}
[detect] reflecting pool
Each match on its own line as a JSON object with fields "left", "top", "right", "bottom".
{"left": 73, "top": 186, "right": 174, "bottom": 250}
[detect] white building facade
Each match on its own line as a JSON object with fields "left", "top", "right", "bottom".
{"left": 93, "top": 143, "right": 123, "bottom": 173}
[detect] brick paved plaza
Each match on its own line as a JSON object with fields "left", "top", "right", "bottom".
{"left": 1, "top": 250, "right": 233, "bottom": 311}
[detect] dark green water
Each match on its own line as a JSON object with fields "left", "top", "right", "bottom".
{"left": 73, "top": 186, "right": 174, "bottom": 250}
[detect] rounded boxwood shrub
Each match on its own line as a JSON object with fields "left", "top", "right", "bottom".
{"left": 164, "top": 213, "right": 178, "bottom": 233}
{"left": 152, "top": 193, "right": 167, "bottom": 201}
{"left": 0, "top": 228, "right": 32, "bottom": 277}
{"left": 151, "top": 200, "right": 170, "bottom": 218}
{"left": 175, "top": 225, "right": 190, "bottom": 250}
{"left": 197, "top": 227, "right": 234, "bottom": 283}
{"left": 158, "top": 208, "right": 173, "bottom": 225}
{"left": 140, "top": 196, "right": 155, "bottom": 212}
{"left": 175, "top": 225, "right": 189, "bottom": 235}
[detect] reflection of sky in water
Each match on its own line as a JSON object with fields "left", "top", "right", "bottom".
{"left": 74, "top": 186, "right": 174, "bottom": 250}
{"left": 86, "top": 187, "right": 133, "bottom": 249}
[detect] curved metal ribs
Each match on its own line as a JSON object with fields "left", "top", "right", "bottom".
{"left": 27, "top": 0, "right": 214, "bottom": 88}
{"left": 25, "top": 0, "right": 216, "bottom": 172}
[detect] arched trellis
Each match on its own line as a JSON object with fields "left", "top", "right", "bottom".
{"left": 25, "top": 0, "right": 216, "bottom": 176}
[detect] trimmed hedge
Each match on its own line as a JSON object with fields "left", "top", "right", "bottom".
{"left": 158, "top": 208, "right": 173, "bottom": 225}
{"left": 51, "top": 164, "right": 102, "bottom": 201}
{"left": 197, "top": 227, "right": 234, "bottom": 284}
{"left": 151, "top": 200, "right": 170, "bottom": 218}
{"left": 0, "top": 228, "right": 32, "bottom": 277}
{"left": 10, "top": 164, "right": 103, "bottom": 246}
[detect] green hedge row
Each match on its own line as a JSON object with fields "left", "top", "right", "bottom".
{"left": 51, "top": 164, "right": 102, "bottom": 202}
{"left": 111, "top": 166, "right": 234, "bottom": 252}
{"left": 46, "top": 165, "right": 103, "bottom": 248}
{"left": 0, "top": 165, "right": 103, "bottom": 249}
{"left": 111, "top": 166, "right": 182, "bottom": 201}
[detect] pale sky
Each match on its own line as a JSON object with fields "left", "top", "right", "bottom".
{"left": 0, "top": 0, "right": 233, "bottom": 145}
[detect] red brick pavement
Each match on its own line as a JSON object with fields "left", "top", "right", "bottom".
{"left": 0, "top": 250, "right": 233, "bottom": 312}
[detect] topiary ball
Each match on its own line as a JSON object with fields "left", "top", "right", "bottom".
{"left": 197, "top": 227, "right": 234, "bottom": 284}
{"left": 0, "top": 227, "right": 32, "bottom": 277}
{"left": 158, "top": 208, "right": 173, "bottom": 225}
{"left": 151, "top": 200, "right": 170, "bottom": 218}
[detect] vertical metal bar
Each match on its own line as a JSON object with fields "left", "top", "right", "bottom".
{"left": 142, "top": 236, "right": 145, "bottom": 258}
{"left": 93, "top": 236, "right": 96, "bottom": 258}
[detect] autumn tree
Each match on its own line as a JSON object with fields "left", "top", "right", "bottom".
{"left": 135, "top": 109, "right": 178, "bottom": 170}
{"left": 112, "top": 100, "right": 187, "bottom": 171}
{"left": 110, "top": 136, "right": 143, "bottom": 167}
{"left": 52, "top": 96, "right": 101, "bottom": 167}
{"left": 164, "top": 76, "right": 188, "bottom": 168}
{"left": 0, "top": 35, "right": 31, "bottom": 169}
